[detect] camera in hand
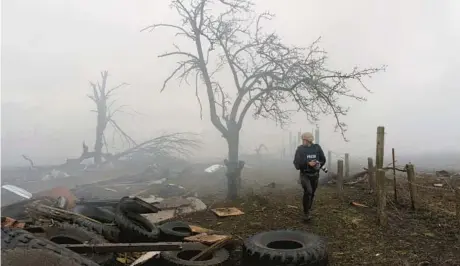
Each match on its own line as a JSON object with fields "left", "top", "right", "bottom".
{"left": 311, "top": 160, "right": 328, "bottom": 173}
{"left": 320, "top": 165, "right": 328, "bottom": 173}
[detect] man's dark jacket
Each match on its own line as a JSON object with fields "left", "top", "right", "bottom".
{"left": 293, "top": 144, "right": 326, "bottom": 174}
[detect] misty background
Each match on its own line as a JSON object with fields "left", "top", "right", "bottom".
{"left": 2, "top": 0, "right": 459, "bottom": 169}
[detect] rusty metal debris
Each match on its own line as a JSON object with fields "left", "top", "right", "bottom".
{"left": 1, "top": 217, "right": 25, "bottom": 229}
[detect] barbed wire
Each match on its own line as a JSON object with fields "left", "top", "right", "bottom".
{"left": 343, "top": 175, "right": 458, "bottom": 216}
{"left": 285, "top": 146, "right": 459, "bottom": 173}
{"left": 398, "top": 179, "right": 457, "bottom": 194}
{"left": 328, "top": 150, "right": 372, "bottom": 163}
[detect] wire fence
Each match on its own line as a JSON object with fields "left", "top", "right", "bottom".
{"left": 333, "top": 153, "right": 460, "bottom": 219}
{"left": 281, "top": 129, "right": 459, "bottom": 219}
{"left": 397, "top": 177, "right": 458, "bottom": 215}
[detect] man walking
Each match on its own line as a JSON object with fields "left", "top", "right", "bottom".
{"left": 293, "top": 132, "right": 326, "bottom": 221}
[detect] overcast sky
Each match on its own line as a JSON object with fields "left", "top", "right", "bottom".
{"left": 1, "top": 0, "right": 460, "bottom": 166}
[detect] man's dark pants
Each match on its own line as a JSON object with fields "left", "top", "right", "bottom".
{"left": 299, "top": 171, "right": 319, "bottom": 215}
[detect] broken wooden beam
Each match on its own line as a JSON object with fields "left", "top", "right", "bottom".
{"left": 190, "top": 236, "right": 232, "bottom": 261}
{"left": 62, "top": 242, "right": 183, "bottom": 253}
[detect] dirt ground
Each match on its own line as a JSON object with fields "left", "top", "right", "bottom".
{"left": 175, "top": 167, "right": 460, "bottom": 266}
{"left": 4, "top": 161, "right": 458, "bottom": 265}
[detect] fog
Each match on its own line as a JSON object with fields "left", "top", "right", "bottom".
{"left": 2, "top": 0, "right": 460, "bottom": 167}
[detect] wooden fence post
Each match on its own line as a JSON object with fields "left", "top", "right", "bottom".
{"left": 337, "top": 160, "right": 344, "bottom": 200}
{"left": 455, "top": 187, "right": 460, "bottom": 225}
{"left": 368, "top": 157, "right": 375, "bottom": 191}
{"left": 344, "top": 153, "right": 350, "bottom": 179}
{"left": 392, "top": 148, "right": 397, "bottom": 203}
{"left": 327, "top": 151, "right": 332, "bottom": 171}
{"left": 406, "top": 163, "right": 417, "bottom": 210}
{"left": 376, "top": 169, "right": 387, "bottom": 226}
{"left": 315, "top": 128, "right": 320, "bottom": 145}
{"left": 376, "top": 126, "right": 385, "bottom": 169}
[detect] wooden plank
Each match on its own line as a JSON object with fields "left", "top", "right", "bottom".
{"left": 375, "top": 126, "right": 385, "bottom": 169}
{"left": 211, "top": 207, "right": 244, "bottom": 217}
{"left": 184, "top": 233, "right": 231, "bottom": 245}
{"left": 376, "top": 169, "right": 388, "bottom": 226}
{"left": 189, "top": 224, "right": 213, "bottom": 234}
{"left": 337, "top": 160, "right": 344, "bottom": 200}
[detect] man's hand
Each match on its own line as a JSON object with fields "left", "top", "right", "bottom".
{"left": 308, "top": 161, "right": 317, "bottom": 167}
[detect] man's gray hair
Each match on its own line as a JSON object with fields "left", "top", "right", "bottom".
{"left": 301, "top": 132, "right": 314, "bottom": 142}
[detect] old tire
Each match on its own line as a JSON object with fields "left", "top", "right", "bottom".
{"left": 73, "top": 217, "right": 120, "bottom": 242}
{"left": 1, "top": 227, "right": 99, "bottom": 266}
{"left": 45, "top": 223, "right": 113, "bottom": 265}
{"left": 72, "top": 205, "right": 116, "bottom": 223}
{"left": 159, "top": 221, "right": 193, "bottom": 241}
{"left": 118, "top": 196, "right": 160, "bottom": 214}
{"left": 242, "top": 230, "right": 328, "bottom": 266}
{"left": 114, "top": 204, "right": 160, "bottom": 242}
{"left": 161, "top": 243, "right": 230, "bottom": 266}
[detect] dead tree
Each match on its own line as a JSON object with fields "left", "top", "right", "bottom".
{"left": 255, "top": 144, "right": 268, "bottom": 155}
{"left": 88, "top": 71, "right": 134, "bottom": 164}
{"left": 254, "top": 143, "right": 268, "bottom": 159}
{"left": 21, "top": 155, "right": 35, "bottom": 168}
{"left": 143, "top": 0, "right": 385, "bottom": 199}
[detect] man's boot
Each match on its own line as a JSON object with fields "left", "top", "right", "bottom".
{"left": 303, "top": 211, "right": 312, "bottom": 222}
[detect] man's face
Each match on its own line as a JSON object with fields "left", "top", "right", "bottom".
{"left": 303, "top": 139, "right": 310, "bottom": 145}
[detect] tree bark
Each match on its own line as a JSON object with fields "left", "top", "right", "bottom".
{"left": 224, "top": 125, "right": 244, "bottom": 200}
{"left": 94, "top": 102, "right": 107, "bottom": 164}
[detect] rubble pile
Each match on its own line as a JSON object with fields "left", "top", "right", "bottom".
{"left": 1, "top": 182, "right": 329, "bottom": 266}
{"left": 1, "top": 155, "right": 330, "bottom": 266}
{"left": 1, "top": 186, "right": 236, "bottom": 266}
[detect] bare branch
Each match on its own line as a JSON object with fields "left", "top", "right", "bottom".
{"left": 194, "top": 71, "right": 204, "bottom": 119}
{"left": 158, "top": 51, "right": 200, "bottom": 61}
{"left": 141, "top": 23, "right": 195, "bottom": 39}
{"left": 109, "top": 132, "right": 201, "bottom": 160}
{"left": 106, "top": 82, "right": 129, "bottom": 98}
{"left": 108, "top": 118, "right": 137, "bottom": 147}
{"left": 150, "top": 0, "right": 385, "bottom": 142}
{"left": 21, "top": 154, "right": 35, "bottom": 168}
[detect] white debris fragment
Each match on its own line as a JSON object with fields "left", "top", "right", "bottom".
{"left": 204, "top": 164, "right": 224, "bottom": 173}
{"left": 176, "top": 197, "right": 207, "bottom": 215}
{"left": 130, "top": 251, "right": 160, "bottom": 266}
{"left": 143, "top": 196, "right": 207, "bottom": 224}
{"left": 42, "top": 169, "right": 70, "bottom": 181}
{"left": 149, "top": 178, "right": 166, "bottom": 185}
{"left": 167, "top": 183, "right": 185, "bottom": 190}
{"left": 2, "top": 185, "right": 33, "bottom": 199}
{"left": 140, "top": 195, "right": 164, "bottom": 204}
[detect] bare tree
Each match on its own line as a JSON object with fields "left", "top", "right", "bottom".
{"left": 88, "top": 71, "right": 134, "bottom": 164}
{"left": 143, "top": 0, "right": 385, "bottom": 199}
{"left": 21, "top": 154, "right": 35, "bottom": 168}
{"left": 255, "top": 144, "right": 268, "bottom": 156}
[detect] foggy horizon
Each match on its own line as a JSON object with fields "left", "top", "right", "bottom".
{"left": 2, "top": 0, "right": 460, "bottom": 167}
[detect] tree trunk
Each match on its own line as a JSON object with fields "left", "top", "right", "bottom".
{"left": 224, "top": 126, "right": 244, "bottom": 200}
{"left": 94, "top": 126, "right": 103, "bottom": 164}
{"left": 94, "top": 103, "right": 107, "bottom": 164}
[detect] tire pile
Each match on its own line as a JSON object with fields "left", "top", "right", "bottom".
{"left": 1, "top": 196, "right": 329, "bottom": 266}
